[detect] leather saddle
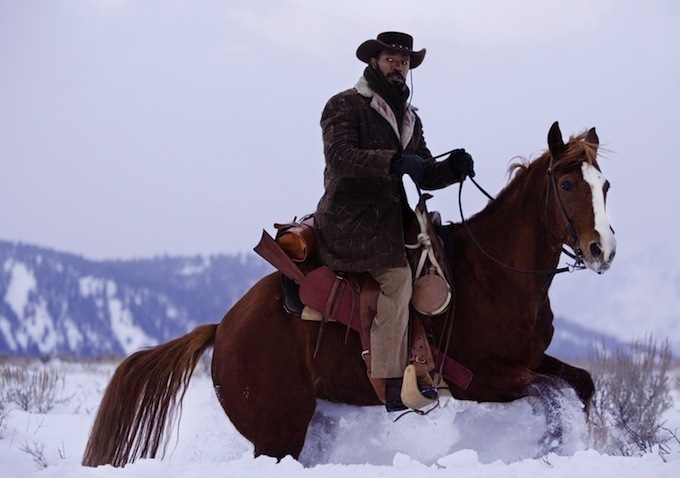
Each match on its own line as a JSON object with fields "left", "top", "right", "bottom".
{"left": 254, "top": 230, "right": 472, "bottom": 409}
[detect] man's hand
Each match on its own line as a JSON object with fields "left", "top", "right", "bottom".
{"left": 393, "top": 154, "right": 426, "bottom": 185}
{"left": 447, "top": 149, "right": 475, "bottom": 178}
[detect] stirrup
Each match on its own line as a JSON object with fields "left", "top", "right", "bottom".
{"left": 400, "top": 364, "right": 437, "bottom": 410}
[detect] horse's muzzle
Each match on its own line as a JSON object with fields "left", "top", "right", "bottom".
{"left": 584, "top": 237, "right": 617, "bottom": 274}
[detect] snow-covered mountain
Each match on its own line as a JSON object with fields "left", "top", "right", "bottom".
{"left": 0, "top": 240, "right": 271, "bottom": 357}
{"left": 0, "top": 239, "right": 644, "bottom": 360}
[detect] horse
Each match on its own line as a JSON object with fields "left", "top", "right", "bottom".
{"left": 82, "top": 121, "right": 616, "bottom": 467}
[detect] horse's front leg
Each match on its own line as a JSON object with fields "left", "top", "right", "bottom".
{"left": 534, "top": 354, "right": 595, "bottom": 413}
{"left": 523, "top": 373, "right": 568, "bottom": 454}
{"left": 464, "top": 360, "right": 569, "bottom": 455}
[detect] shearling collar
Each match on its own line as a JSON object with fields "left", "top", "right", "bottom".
{"left": 355, "top": 76, "right": 416, "bottom": 149}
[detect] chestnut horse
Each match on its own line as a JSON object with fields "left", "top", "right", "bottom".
{"left": 82, "top": 122, "right": 616, "bottom": 467}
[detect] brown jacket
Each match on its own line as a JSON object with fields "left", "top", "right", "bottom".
{"left": 315, "top": 76, "right": 463, "bottom": 272}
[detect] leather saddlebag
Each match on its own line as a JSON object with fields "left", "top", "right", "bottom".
{"left": 274, "top": 214, "right": 315, "bottom": 262}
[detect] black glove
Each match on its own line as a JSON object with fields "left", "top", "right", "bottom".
{"left": 393, "top": 154, "right": 426, "bottom": 185}
{"left": 447, "top": 148, "right": 475, "bottom": 178}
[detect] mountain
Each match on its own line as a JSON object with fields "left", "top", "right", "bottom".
{"left": 546, "top": 315, "right": 628, "bottom": 361}
{"left": 0, "top": 240, "right": 272, "bottom": 357}
{"left": 546, "top": 238, "right": 680, "bottom": 358}
{"left": 0, "top": 240, "right": 626, "bottom": 360}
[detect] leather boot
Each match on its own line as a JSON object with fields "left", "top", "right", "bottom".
{"left": 419, "top": 383, "right": 438, "bottom": 399}
{"left": 384, "top": 377, "right": 407, "bottom": 412}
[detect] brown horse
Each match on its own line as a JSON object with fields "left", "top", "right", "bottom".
{"left": 82, "top": 121, "right": 616, "bottom": 467}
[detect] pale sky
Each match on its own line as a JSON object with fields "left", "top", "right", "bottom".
{"left": 1, "top": 0, "right": 679, "bottom": 265}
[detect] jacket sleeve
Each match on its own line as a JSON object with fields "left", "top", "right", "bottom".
{"left": 415, "top": 119, "right": 465, "bottom": 190}
{"left": 321, "top": 93, "right": 397, "bottom": 179}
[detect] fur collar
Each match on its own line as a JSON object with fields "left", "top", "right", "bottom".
{"left": 355, "top": 76, "right": 416, "bottom": 149}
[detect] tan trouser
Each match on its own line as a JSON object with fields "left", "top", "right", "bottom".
{"left": 368, "top": 265, "right": 412, "bottom": 379}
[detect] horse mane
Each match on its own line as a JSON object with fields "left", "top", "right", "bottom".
{"left": 464, "top": 130, "right": 600, "bottom": 223}
{"left": 507, "top": 130, "right": 599, "bottom": 178}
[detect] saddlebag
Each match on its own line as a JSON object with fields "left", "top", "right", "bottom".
{"left": 274, "top": 214, "right": 315, "bottom": 263}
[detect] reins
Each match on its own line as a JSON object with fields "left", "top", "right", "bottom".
{"left": 454, "top": 161, "right": 587, "bottom": 276}
{"left": 431, "top": 148, "right": 585, "bottom": 274}
{"left": 407, "top": 151, "right": 587, "bottom": 392}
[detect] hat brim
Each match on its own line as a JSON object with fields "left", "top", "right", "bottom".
{"left": 356, "top": 39, "right": 426, "bottom": 69}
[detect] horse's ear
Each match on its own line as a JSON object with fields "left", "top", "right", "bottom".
{"left": 585, "top": 127, "right": 599, "bottom": 146}
{"left": 548, "top": 121, "right": 567, "bottom": 158}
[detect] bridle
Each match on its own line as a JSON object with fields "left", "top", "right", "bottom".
{"left": 545, "top": 156, "right": 587, "bottom": 269}
{"left": 453, "top": 155, "right": 587, "bottom": 276}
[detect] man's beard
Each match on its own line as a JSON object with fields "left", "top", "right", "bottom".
{"left": 363, "top": 65, "right": 410, "bottom": 116}
{"left": 386, "top": 72, "right": 405, "bottom": 85}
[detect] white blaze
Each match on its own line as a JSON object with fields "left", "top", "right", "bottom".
{"left": 581, "top": 162, "right": 617, "bottom": 262}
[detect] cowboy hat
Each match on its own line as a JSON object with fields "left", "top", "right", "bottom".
{"left": 356, "top": 31, "right": 426, "bottom": 69}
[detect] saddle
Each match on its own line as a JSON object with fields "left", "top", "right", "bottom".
{"left": 254, "top": 208, "right": 472, "bottom": 410}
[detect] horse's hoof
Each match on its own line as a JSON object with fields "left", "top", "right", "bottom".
{"left": 538, "top": 431, "right": 563, "bottom": 456}
{"left": 419, "top": 386, "right": 438, "bottom": 400}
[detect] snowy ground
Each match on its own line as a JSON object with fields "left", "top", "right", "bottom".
{"left": 1, "top": 359, "right": 679, "bottom": 477}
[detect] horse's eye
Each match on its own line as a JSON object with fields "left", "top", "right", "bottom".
{"left": 560, "top": 180, "right": 573, "bottom": 191}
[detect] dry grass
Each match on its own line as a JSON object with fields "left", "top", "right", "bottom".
{"left": 0, "top": 363, "right": 67, "bottom": 413}
{"left": 588, "top": 336, "right": 674, "bottom": 457}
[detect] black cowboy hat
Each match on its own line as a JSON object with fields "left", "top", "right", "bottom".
{"left": 356, "top": 31, "right": 426, "bottom": 69}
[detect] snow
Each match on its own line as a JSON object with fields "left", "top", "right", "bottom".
{"left": 22, "top": 299, "right": 57, "bottom": 355}
{"left": 3, "top": 261, "right": 59, "bottom": 354}
{"left": 79, "top": 277, "right": 157, "bottom": 355}
{"left": 0, "top": 316, "right": 18, "bottom": 352}
{"left": 107, "top": 292, "right": 155, "bottom": 355}
{"left": 1, "top": 360, "right": 679, "bottom": 477}
{"left": 78, "top": 277, "right": 104, "bottom": 299}
{"left": 4, "top": 261, "right": 36, "bottom": 320}
{"left": 177, "top": 257, "right": 211, "bottom": 275}
{"left": 63, "top": 318, "right": 84, "bottom": 352}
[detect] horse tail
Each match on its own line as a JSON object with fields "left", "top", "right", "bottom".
{"left": 82, "top": 323, "right": 218, "bottom": 467}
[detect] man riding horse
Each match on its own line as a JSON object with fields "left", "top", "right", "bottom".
{"left": 314, "top": 31, "right": 475, "bottom": 412}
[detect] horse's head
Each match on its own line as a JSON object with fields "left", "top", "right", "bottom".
{"left": 546, "top": 121, "right": 617, "bottom": 273}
